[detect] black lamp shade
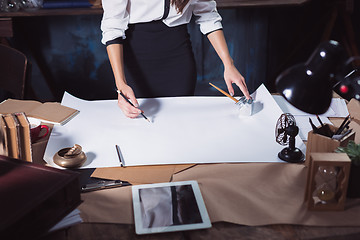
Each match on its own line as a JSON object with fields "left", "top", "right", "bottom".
{"left": 275, "top": 41, "right": 345, "bottom": 115}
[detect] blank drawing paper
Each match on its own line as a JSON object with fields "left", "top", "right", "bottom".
{"left": 44, "top": 84, "right": 306, "bottom": 168}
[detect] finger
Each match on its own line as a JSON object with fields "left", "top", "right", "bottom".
{"left": 126, "top": 111, "right": 141, "bottom": 119}
{"left": 117, "top": 90, "right": 139, "bottom": 110}
{"left": 119, "top": 90, "right": 139, "bottom": 108}
{"left": 117, "top": 99, "right": 141, "bottom": 117}
{"left": 235, "top": 82, "right": 251, "bottom": 99}
{"left": 127, "top": 94, "right": 139, "bottom": 108}
{"left": 122, "top": 107, "right": 141, "bottom": 118}
{"left": 233, "top": 75, "right": 251, "bottom": 99}
{"left": 225, "top": 81, "right": 235, "bottom": 96}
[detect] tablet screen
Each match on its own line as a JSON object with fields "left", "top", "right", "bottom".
{"left": 132, "top": 181, "right": 211, "bottom": 234}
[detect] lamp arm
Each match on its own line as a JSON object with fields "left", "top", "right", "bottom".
{"left": 344, "top": 56, "right": 360, "bottom": 67}
{"left": 333, "top": 56, "right": 360, "bottom": 87}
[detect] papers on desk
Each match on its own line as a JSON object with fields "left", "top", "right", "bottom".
{"left": 44, "top": 84, "right": 306, "bottom": 168}
{"left": 48, "top": 209, "right": 83, "bottom": 233}
{"left": 327, "top": 98, "right": 349, "bottom": 117}
{"left": 273, "top": 96, "right": 349, "bottom": 140}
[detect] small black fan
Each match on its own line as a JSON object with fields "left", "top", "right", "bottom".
{"left": 275, "top": 113, "right": 304, "bottom": 163}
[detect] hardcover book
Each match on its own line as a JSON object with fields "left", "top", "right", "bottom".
{"left": 0, "top": 99, "right": 79, "bottom": 125}
{"left": 0, "top": 156, "right": 82, "bottom": 239}
{"left": 0, "top": 114, "right": 8, "bottom": 156}
{"left": 2, "top": 114, "right": 20, "bottom": 159}
{"left": 15, "top": 112, "right": 32, "bottom": 162}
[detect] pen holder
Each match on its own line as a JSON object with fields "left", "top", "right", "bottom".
{"left": 236, "top": 97, "right": 253, "bottom": 117}
{"left": 305, "top": 124, "right": 355, "bottom": 166}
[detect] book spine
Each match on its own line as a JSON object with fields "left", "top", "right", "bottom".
{"left": 15, "top": 112, "right": 33, "bottom": 162}
{"left": 2, "top": 114, "right": 20, "bottom": 159}
{"left": 0, "top": 114, "right": 9, "bottom": 156}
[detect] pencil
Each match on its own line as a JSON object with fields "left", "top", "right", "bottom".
{"left": 335, "top": 115, "right": 350, "bottom": 135}
{"left": 340, "top": 119, "right": 351, "bottom": 134}
{"left": 116, "top": 89, "right": 150, "bottom": 123}
{"left": 316, "top": 115, "right": 325, "bottom": 127}
{"left": 309, "top": 118, "right": 318, "bottom": 133}
{"left": 209, "top": 83, "right": 239, "bottom": 103}
{"left": 115, "top": 145, "right": 125, "bottom": 167}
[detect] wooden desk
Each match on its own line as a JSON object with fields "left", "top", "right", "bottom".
{"left": 41, "top": 220, "right": 360, "bottom": 240}
{"left": 29, "top": 98, "right": 360, "bottom": 240}
{"left": 36, "top": 153, "right": 360, "bottom": 240}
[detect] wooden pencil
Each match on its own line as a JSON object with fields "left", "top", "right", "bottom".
{"left": 209, "top": 83, "right": 239, "bottom": 103}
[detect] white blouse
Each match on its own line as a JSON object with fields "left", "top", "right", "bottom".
{"left": 100, "top": 0, "right": 223, "bottom": 45}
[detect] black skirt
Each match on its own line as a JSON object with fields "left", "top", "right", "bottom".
{"left": 123, "top": 20, "right": 196, "bottom": 98}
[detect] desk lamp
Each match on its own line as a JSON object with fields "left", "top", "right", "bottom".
{"left": 275, "top": 40, "right": 360, "bottom": 115}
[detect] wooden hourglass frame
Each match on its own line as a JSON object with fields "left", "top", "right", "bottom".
{"left": 305, "top": 153, "right": 351, "bottom": 211}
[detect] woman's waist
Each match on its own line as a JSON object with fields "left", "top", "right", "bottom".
{"left": 127, "top": 20, "right": 188, "bottom": 33}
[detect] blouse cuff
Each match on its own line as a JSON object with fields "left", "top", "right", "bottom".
{"left": 205, "top": 28, "right": 223, "bottom": 36}
{"left": 106, "top": 37, "right": 125, "bottom": 46}
{"left": 199, "top": 20, "right": 223, "bottom": 35}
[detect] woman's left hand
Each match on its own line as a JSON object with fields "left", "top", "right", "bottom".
{"left": 224, "top": 64, "right": 251, "bottom": 99}
{"left": 206, "top": 30, "right": 251, "bottom": 100}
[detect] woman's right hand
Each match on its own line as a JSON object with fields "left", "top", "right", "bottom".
{"left": 117, "top": 85, "right": 142, "bottom": 118}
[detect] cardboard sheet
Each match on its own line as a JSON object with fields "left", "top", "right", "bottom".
{"left": 91, "top": 164, "right": 195, "bottom": 184}
{"left": 172, "top": 163, "right": 360, "bottom": 226}
{"left": 348, "top": 98, "right": 360, "bottom": 122}
{"left": 43, "top": 84, "right": 306, "bottom": 168}
{"left": 78, "top": 163, "right": 360, "bottom": 226}
{"left": 330, "top": 98, "right": 360, "bottom": 144}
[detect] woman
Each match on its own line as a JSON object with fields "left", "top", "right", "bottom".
{"left": 101, "top": 0, "right": 251, "bottom": 118}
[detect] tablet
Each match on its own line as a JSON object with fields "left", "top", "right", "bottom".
{"left": 132, "top": 180, "right": 211, "bottom": 235}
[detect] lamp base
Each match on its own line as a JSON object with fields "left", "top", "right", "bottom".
{"left": 278, "top": 147, "right": 305, "bottom": 163}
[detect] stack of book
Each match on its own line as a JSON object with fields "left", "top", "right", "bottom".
{"left": 0, "top": 99, "right": 79, "bottom": 162}
{"left": 1, "top": 112, "right": 33, "bottom": 162}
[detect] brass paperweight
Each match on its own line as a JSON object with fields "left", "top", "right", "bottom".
{"left": 53, "top": 144, "right": 86, "bottom": 169}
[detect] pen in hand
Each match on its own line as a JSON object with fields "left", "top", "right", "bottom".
{"left": 116, "top": 89, "right": 150, "bottom": 123}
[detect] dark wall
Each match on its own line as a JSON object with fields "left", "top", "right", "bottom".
{"left": 9, "top": 0, "right": 360, "bottom": 102}
{"left": 191, "top": 7, "right": 268, "bottom": 96}
{"left": 266, "top": 0, "right": 360, "bottom": 90}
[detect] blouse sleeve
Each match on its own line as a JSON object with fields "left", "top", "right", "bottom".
{"left": 192, "top": 0, "right": 223, "bottom": 35}
{"left": 100, "top": 0, "right": 130, "bottom": 45}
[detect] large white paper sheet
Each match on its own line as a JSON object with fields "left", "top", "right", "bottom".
{"left": 44, "top": 84, "right": 306, "bottom": 168}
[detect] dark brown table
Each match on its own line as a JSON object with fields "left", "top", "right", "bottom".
{"left": 41, "top": 222, "right": 360, "bottom": 240}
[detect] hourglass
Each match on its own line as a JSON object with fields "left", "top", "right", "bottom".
{"left": 305, "top": 153, "right": 351, "bottom": 211}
